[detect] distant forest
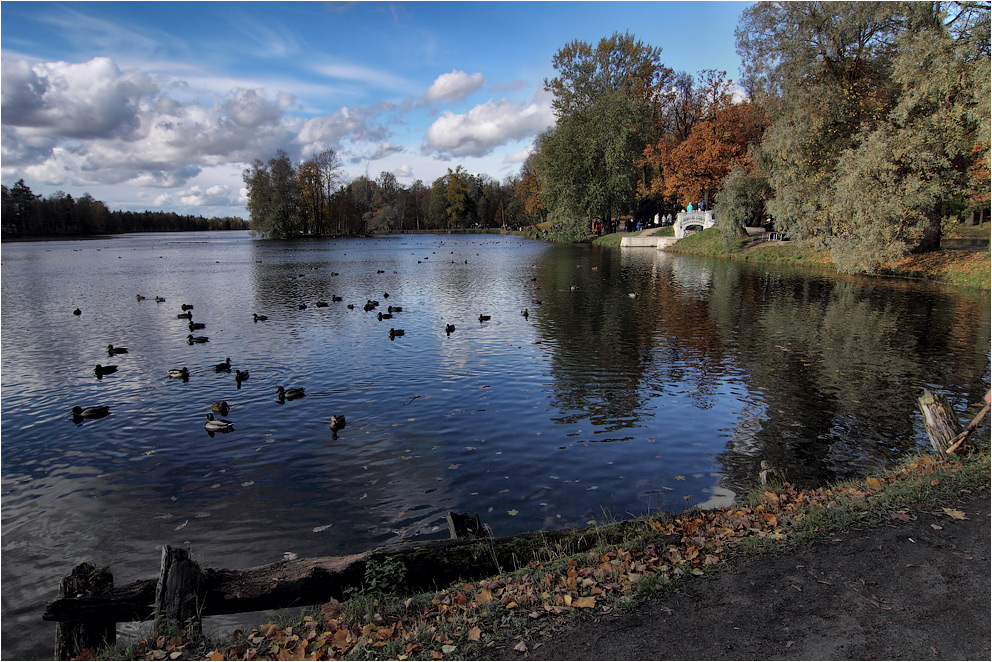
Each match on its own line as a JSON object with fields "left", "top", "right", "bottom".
{"left": 1, "top": 179, "right": 248, "bottom": 239}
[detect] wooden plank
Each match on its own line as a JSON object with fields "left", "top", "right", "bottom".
{"left": 918, "top": 389, "right": 963, "bottom": 457}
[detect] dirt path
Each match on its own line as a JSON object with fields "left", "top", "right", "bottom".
{"left": 492, "top": 492, "right": 990, "bottom": 660}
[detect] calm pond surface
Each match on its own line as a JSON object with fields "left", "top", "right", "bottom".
{"left": 2, "top": 231, "right": 989, "bottom": 658}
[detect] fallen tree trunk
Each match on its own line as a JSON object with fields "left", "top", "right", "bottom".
{"left": 44, "top": 519, "right": 655, "bottom": 624}
{"left": 918, "top": 389, "right": 963, "bottom": 457}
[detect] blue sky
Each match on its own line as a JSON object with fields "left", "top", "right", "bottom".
{"left": 1, "top": 1, "right": 751, "bottom": 217}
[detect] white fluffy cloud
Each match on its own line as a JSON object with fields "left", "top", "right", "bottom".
{"left": 178, "top": 184, "right": 235, "bottom": 206}
{"left": 425, "top": 70, "right": 485, "bottom": 104}
{"left": 1, "top": 57, "right": 158, "bottom": 139}
{"left": 424, "top": 97, "right": 554, "bottom": 158}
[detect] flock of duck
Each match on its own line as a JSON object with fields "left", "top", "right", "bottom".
{"left": 72, "top": 295, "right": 345, "bottom": 438}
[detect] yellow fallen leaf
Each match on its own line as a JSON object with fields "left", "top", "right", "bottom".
{"left": 674, "top": 475, "right": 686, "bottom": 480}
{"left": 467, "top": 626, "right": 481, "bottom": 642}
{"left": 514, "top": 641, "right": 528, "bottom": 653}
{"left": 942, "top": 507, "right": 967, "bottom": 520}
{"left": 865, "top": 477, "right": 882, "bottom": 490}
{"left": 507, "top": 509, "right": 519, "bottom": 516}
{"left": 574, "top": 596, "right": 596, "bottom": 608}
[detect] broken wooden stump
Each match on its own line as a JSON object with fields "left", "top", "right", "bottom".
{"left": 153, "top": 545, "right": 206, "bottom": 638}
{"left": 918, "top": 389, "right": 963, "bottom": 457}
{"left": 919, "top": 388, "right": 990, "bottom": 457}
{"left": 54, "top": 562, "right": 116, "bottom": 661}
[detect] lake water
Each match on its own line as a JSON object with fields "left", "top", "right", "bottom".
{"left": 2, "top": 231, "right": 989, "bottom": 658}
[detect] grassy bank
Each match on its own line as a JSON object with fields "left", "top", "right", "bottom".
{"left": 99, "top": 443, "right": 989, "bottom": 661}
{"left": 667, "top": 228, "right": 990, "bottom": 290}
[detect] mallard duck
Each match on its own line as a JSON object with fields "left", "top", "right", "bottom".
{"left": 177, "top": 311, "right": 192, "bottom": 319}
{"left": 211, "top": 401, "right": 230, "bottom": 415}
{"left": 107, "top": 344, "right": 128, "bottom": 355}
{"left": 187, "top": 334, "right": 209, "bottom": 344}
{"left": 383, "top": 292, "right": 389, "bottom": 299}
{"left": 316, "top": 301, "right": 329, "bottom": 307}
{"left": 378, "top": 312, "right": 392, "bottom": 320}
{"left": 204, "top": 413, "right": 234, "bottom": 433}
{"left": 188, "top": 321, "right": 206, "bottom": 330}
{"left": 346, "top": 304, "right": 355, "bottom": 310}
{"left": 628, "top": 292, "right": 639, "bottom": 299}
{"left": 73, "top": 308, "right": 82, "bottom": 315}
{"left": 213, "top": 357, "right": 232, "bottom": 372}
{"left": 389, "top": 328, "right": 404, "bottom": 339}
{"left": 298, "top": 303, "right": 307, "bottom": 310}
{"left": 136, "top": 294, "right": 146, "bottom": 301}
{"left": 235, "top": 369, "right": 250, "bottom": 383}
{"left": 71, "top": 405, "right": 110, "bottom": 419}
{"left": 253, "top": 313, "right": 268, "bottom": 322}
{"left": 329, "top": 414, "right": 346, "bottom": 438}
{"left": 181, "top": 304, "right": 194, "bottom": 311}
{"left": 168, "top": 367, "right": 189, "bottom": 380}
{"left": 331, "top": 295, "right": 343, "bottom": 302}
{"left": 154, "top": 296, "right": 166, "bottom": 303}
{"left": 521, "top": 309, "right": 529, "bottom": 318}
{"left": 276, "top": 386, "right": 305, "bottom": 400}
{"left": 445, "top": 323, "right": 455, "bottom": 335}
{"left": 388, "top": 305, "right": 402, "bottom": 313}
{"left": 94, "top": 364, "right": 118, "bottom": 377}
{"left": 478, "top": 314, "right": 491, "bottom": 322}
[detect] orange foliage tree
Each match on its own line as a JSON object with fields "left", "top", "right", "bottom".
{"left": 662, "top": 102, "right": 768, "bottom": 207}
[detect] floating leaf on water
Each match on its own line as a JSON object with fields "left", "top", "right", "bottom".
{"left": 674, "top": 475, "right": 686, "bottom": 481}
{"left": 448, "top": 464, "right": 461, "bottom": 470}
{"left": 175, "top": 520, "right": 188, "bottom": 531}
{"left": 242, "top": 481, "right": 254, "bottom": 487}
{"left": 313, "top": 524, "right": 332, "bottom": 533}
{"left": 210, "top": 483, "right": 221, "bottom": 489}
{"left": 507, "top": 509, "right": 519, "bottom": 516}
{"left": 283, "top": 552, "right": 298, "bottom": 561}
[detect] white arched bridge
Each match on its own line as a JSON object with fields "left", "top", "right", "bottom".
{"left": 675, "top": 211, "right": 716, "bottom": 238}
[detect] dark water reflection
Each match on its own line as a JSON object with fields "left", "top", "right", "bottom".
{"left": 2, "top": 232, "right": 988, "bottom": 658}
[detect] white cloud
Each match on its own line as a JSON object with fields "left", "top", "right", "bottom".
{"left": 393, "top": 163, "right": 413, "bottom": 179}
{"left": 223, "top": 89, "right": 292, "bottom": 127}
{"left": 425, "top": 69, "right": 486, "bottom": 104}
{"left": 297, "top": 106, "right": 386, "bottom": 151}
{"left": 178, "top": 184, "right": 234, "bottom": 206}
{"left": 312, "top": 60, "right": 419, "bottom": 94}
{"left": 503, "top": 145, "right": 534, "bottom": 164}
{"left": 1, "top": 57, "right": 158, "bottom": 139}
{"left": 424, "top": 96, "right": 554, "bottom": 158}
{"left": 369, "top": 141, "right": 404, "bottom": 160}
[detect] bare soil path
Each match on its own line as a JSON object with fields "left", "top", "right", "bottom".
{"left": 490, "top": 491, "right": 990, "bottom": 660}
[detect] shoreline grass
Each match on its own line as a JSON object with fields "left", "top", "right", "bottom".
{"left": 666, "top": 228, "right": 990, "bottom": 290}
{"left": 98, "top": 444, "right": 989, "bottom": 661}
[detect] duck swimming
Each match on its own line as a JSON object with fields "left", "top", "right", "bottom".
{"left": 136, "top": 294, "right": 146, "bottom": 301}
{"left": 389, "top": 328, "right": 405, "bottom": 339}
{"left": 253, "top": 313, "right": 268, "bottom": 322}
{"left": 276, "top": 386, "right": 305, "bottom": 401}
{"left": 329, "top": 414, "right": 346, "bottom": 438}
{"left": 168, "top": 367, "right": 189, "bottom": 380}
{"left": 235, "top": 369, "right": 250, "bottom": 383}
{"left": 189, "top": 321, "right": 206, "bottom": 330}
{"left": 478, "top": 314, "right": 491, "bottom": 322}
{"left": 445, "top": 323, "right": 455, "bottom": 335}
{"left": 187, "top": 334, "right": 209, "bottom": 344}
{"left": 177, "top": 311, "right": 192, "bottom": 319}
{"left": 214, "top": 357, "right": 232, "bottom": 372}
{"left": 211, "top": 401, "right": 230, "bottom": 415}
{"left": 155, "top": 296, "right": 166, "bottom": 303}
{"left": 73, "top": 308, "right": 82, "bottom": 315}
{"left": 204, "top": 413, "right": 234, "bottom": 433}
{"left": 94, "top": 364, "right": 118, "bottom": 377}
{"left": 107, "top": 344, "right": 128, "bottom": 355}
{"left": 71, "top": 405, "right": 110, "bottom": 420}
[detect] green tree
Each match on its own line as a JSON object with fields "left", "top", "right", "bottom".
{"left": 540, "top": 32, "right": 666, "bottom": 232}
{"left": 715, "top": 165, "right": 771, "bottom": 243}
{"left": 243, "top": 150, "right": 300, "bottom": 238}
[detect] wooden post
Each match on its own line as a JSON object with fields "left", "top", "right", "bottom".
{"left": 153, "top": 545, "right": 206, "bottom": 638}
{"left": 446, "top": 512, "right": 485, "bottom": 539}
{"left": 54, "top": 562, "right": 115, "bottom": 660}
{"left": 918, "top": 389, "right": 963, "bottom": 457}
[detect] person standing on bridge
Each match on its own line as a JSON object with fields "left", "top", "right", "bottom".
{"left": 687, "top": 201, "right": 693, "bottom": 212}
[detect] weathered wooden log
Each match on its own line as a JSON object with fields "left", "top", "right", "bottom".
{"left": 54, "top": 562, "right": 116, "bottom": 660}
{"left": 44, "top": 519, "right": 660, "bottom": 625}
{"left": 153, "top": 545, "right": 206, "bottom": 637}
{"left": 918, "top": 389, "right": 963, "bottom": 457}
{"left": 447, "top": 511, "right": 485, "bottom": 539}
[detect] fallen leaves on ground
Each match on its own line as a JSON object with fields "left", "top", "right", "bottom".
{"left": 109, "top": 455, "right": 972, "bottom": 661}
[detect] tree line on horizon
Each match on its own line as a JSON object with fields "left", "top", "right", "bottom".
{"left": 0, "top": 180, "right": 249, "bottom": 239}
